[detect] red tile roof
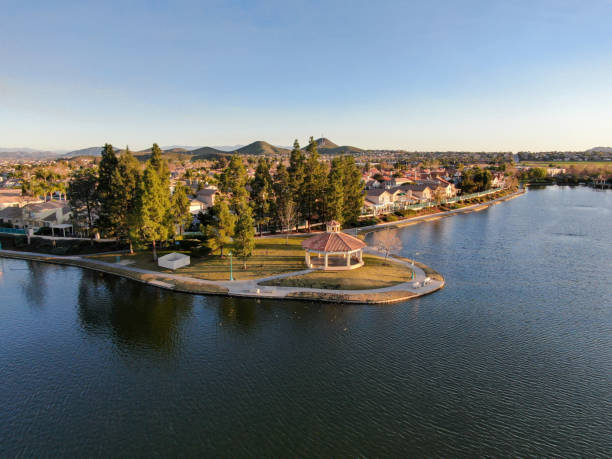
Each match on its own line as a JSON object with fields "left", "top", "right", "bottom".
{"left": 302, "top": 232, "right": 366, "bottom": 252}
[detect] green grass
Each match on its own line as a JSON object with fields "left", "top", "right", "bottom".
{"left": 88, "top": 237, "right": 308, "bottom": 281}
{"left": 259, "top": 255, "right": 413, "bottom": 290}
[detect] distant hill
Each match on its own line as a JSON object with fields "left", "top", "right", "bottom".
{"left": 212, "top": 145, "right": 245, "bottom": 152}
{"left": 314, "top": 137, "right": 338, "bottom": 149}
{"left": 63, "top": 146, "right": 112, "bottom": 158}
{"left": 587, "top": 146, "right": 612, "bottom": 153}
{"left": 303, "top": 138, "right": 364, "bottom": 155}
{"left": 133, "top": 147, "right": 189, "bottom": 156}
{"left": 0, "top": 149, "right": 61, "bottom": 160}
{"left": 236, "top": 141, "right": 289, "bottom": 156}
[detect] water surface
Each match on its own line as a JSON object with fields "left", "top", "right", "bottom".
{"left": 1, "top": 186, "right": 610, "bottom": 457}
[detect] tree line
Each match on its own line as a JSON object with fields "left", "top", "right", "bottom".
{"left": 67, "top": 137, "right": 365, "bottom": 267}
{"left": 68, "top": 143, "right": 191, "bottom": 260}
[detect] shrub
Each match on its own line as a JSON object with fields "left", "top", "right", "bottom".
{"left": 175, "top": 238, "right": 202, "bottom": 250}
{"left": 190, "top": 245, "right": 212, "bottom": 258}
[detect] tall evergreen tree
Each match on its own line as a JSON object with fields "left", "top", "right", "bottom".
{"left": 149, "top": 143, "right": 170, "bottom": 190}
{"left": 68, "top": 168, "right": 99, "bottom": 241}
{"left": 97, "top": 143, "right": 118, "bottom": 236}
{"left": 250, "top": 157, "right": 273, "bottom": 235}
{"left": 340, "top": 155, "right": 365, "bottom": 225}
{"left": 233, "top": 199, "right": 255, "bottom": 269}
{"left": 132, "top": 162, "right": 171, "bottom": 261}
{"left": 324, "top": 157, "right": 345, "bottom": 223}
{"left": 219, "top": 154, "right": 248, "bottom": 211}
{"left": 300, "top": 136, "right": 326, "bottom": 229}
{"left": 205, "top": 198, "right": 235, "bottom": 257}
{"left": 110, "top": 147, "right": 141, "bottom": 252}
{"left": 287, "top": 139, "right": 305, "bottom": 228}
{"left": 170, "top": 182, "right": 192, "bottom": 236}
{"left": 273, "top": 162, "right": 291, "bottom": 229}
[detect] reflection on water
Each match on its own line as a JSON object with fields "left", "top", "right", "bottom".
{"left": 77, "top": 271, "right": 194, "bottom": 353}
{"left": 0, "top": 186, "right": 611, "bottom": 457}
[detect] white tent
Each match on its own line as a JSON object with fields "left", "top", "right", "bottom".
{"left": 158, "top": 252, "right": 190, "bottom": 270}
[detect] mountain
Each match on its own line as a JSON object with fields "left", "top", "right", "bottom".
{"left": 212, "top": 145, "right": 245, "bottom": 152}
{"left": 0, "top": 149, "right": 62, "bottom": 160}
{"left": 303, "top": 138, "right": 364, "bottom": 155}
{"left": 586, "top": 146, "right": 612, "bottom": 153}
{"left": 62, "top": 146, "right": 112, "bottom": 158}
{"left": 314, "top": 137, "right": 338, "bottom": 149}
{"left": 133, "top": 147, "right": 189, "bottom": 156}
{"left": 236, "top": 141, "right": 290, "bottom": 156}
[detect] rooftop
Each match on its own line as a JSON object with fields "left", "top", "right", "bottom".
{"left": 302, "top": 231, "right": 366, "bottom": 253}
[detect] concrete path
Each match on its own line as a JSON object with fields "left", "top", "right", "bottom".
{"left": 0, "top": 248, "right": 442, "bottom": 302}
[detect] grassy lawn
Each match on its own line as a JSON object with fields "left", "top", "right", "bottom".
{"left": 259, "top": 255, "right": 413, "bottom": 290}
{"left": 87, "top": 237, "right": 308, "bottom": 281}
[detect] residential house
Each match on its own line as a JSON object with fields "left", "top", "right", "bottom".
{"left": 194, "top": 187, "right": 218, "bottom": 209}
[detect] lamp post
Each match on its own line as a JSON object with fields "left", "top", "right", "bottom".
{"left": 228, "top": 250, "right": 234, "bottom": 281}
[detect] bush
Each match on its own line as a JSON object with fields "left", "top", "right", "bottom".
{"left": 190, "top": 245, "right": 212, "bottom": 258}
{"left": 381, "top": 214, "right": 398, "bottom": 222}
{"left": 175, "top": 238, "right": 202, "bottom": 250}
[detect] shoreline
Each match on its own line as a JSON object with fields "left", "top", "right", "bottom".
{"left": 352, "top": 187, "right": 526, "bottom": 236}
{"left": 0, "top": 187, "right": 528, "bottom": 304}
{"left": 0, "top": 249, "right": 444, "bottom": 304}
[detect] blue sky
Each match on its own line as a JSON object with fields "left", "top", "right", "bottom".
{"left": 1, "top": 0, "right": 611, "bottom": 151}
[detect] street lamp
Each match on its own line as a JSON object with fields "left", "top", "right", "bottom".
{"left": 228, "top": 250, "right": 234, "bottom": 281}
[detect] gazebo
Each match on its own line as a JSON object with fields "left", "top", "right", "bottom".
{"left": 302, "top": 221, "right": 366, "bottom": 271}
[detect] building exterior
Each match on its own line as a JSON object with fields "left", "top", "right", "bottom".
{"left": 301, "top": 221, "right": 366, "bottom": 271}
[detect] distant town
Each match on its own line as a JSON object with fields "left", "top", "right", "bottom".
{"left": 0, "top": 138, "right": 610, "bottom": 255}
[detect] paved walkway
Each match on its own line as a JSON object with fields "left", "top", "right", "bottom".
{"left": 0, "top": 248, "right": 442, "bottom": 302}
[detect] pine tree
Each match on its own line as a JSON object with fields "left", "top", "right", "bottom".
{"left": 287, "top": 139, "right": 305, "bottom": 228}
{"left": 110, "top": 147, "right": 141, "bottom": 253}
{"left": 171, "top": 182, "right": 192, "bottom": 236}
{"left": 324, "top": 157, "right": 345, "bottom": 223}
{"left": 68, "top": 168, "right": 99, "bottom": 241}
{"left": 273, "top": 162, "right": 291, "bottom": 229}
{"left": 233, "top": 199, "right": 255, "bottom": 269}
{"left": 300, "top": 136, "right": 326, "bottom": 230}
{"left": 250, "top": 157, "right": 273, "bottom": 235}
{"left": 149, "top": 143, "right": 170, "bottom": 190}
{"left": 220, "top": 154, "right": 248, "bottom": 211}
{"left": 97, "top": 143, "right": 118, "bottom": 236}
{"left": 133, "top": 162, "right": 171, "bottom": 261}
{"left": 341, "top": 156, "right": 365, "bottom": 225}
{"left": 206, "top": 198, "right": 235, "bottom": 257}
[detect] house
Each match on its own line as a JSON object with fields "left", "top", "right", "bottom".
{"left": 0, "top": 189, "right": 42, "bottom": 209}
{"left": 400, "top": 183, "right": 432, "bottom": 202}
{"left": 0, "top": 201, "right": 71, "bottom": 229}
{"left": 195, "top": 187, "right": 218, "bottom": 209}
{"left": 189, "top": 198, "right": 208, "bottom": 215}
{"left": 364, "top": 189, "right": 394, "bottom": 215}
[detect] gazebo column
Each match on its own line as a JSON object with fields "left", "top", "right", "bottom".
{"left": 324, "top": 253, "right": 328, "bottom": 269}
{"left": 346, "top": 251, "right": 351, "bottom": 267}
{"left": 305, "top": 251, "right": 311, "bottom": 267}
{"left": 359, "top": 250, "right": 363, "bottom": 263}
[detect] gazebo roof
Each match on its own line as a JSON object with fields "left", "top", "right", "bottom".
{"left": 302, "top": 231, "right": 366, "bottom": 253}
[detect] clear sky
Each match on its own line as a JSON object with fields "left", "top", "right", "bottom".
{"left": 1, "top": 0, "right": 611, "bottom": 152}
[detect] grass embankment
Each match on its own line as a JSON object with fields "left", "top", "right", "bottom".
{"left": 88, "top": 237, "right": 307, "bottom": 281}
{"left": 259, "top": 255, "right": 413, "bottom": 290}
{"left": 0, "top": 251, "right": 227, "bottom": 294}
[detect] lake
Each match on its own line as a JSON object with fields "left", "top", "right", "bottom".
{"left": 1, "top": 186, "right": 610, "bottom": 457}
